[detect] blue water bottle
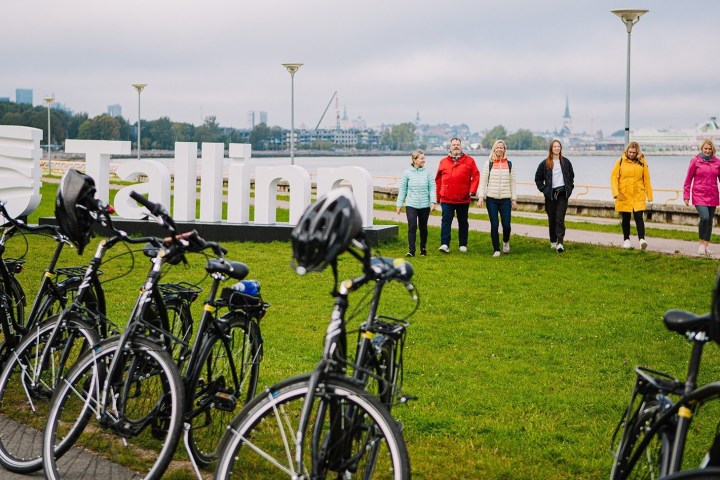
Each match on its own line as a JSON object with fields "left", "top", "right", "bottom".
{"left": 232, "top": 279, "right": 260, "bottom": 296}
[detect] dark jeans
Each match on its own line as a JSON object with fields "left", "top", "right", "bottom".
{"left": 696, "top": 205, "right": 717, "bottom": 241}
{"left": 406, "top": 206, "right": 430, "bottom": 254}
{"left": 621, "top": 211, "right": 646, "bottom": 240}
{"left": 486, "top": 197, "right": 511, "bottom": 252}
{"left": 440, "top": 202, "right": 469, "bottom": 247}
{"left": 545, "top": 195, "right": 569, "bottom": 243}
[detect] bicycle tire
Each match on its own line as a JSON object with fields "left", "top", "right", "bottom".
{"left": 42, "top": 336, "right": 185, "bottom": 480}
{"left": 186, "top": 315, "right": 261, "bottom": 467}
{"left": 0, "top": 314, "right": 99, "bottom": 473}
{"left": 214, "top": 374, "right": 410, "bottom": 479}
{"left": 31, "top": 276, "right": 103, "bottom": 332}
{"left": 164, "top": 296, "right": 193, "bottom": 368}
{"left": 0, "top": 276, "right": 25, "bottom": 358}
{"left": 611, "top": 399, "right": 675, "bottom": 480}
{"left": 659, "top": 468, "right": 720, "bottom": 479}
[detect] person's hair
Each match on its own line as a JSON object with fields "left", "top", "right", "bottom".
{"left": 489, "top": 139, "right": 507, "bottom": 161}
{"left": 700, "top": 138, "right": 717, "bottom": 156}
{"left": 545, "top": 139, "right": 562, "bottom": 169}
{"left": 624, "top": 141, "right": 642, "bottom": 158}
{"left": 410, "top": 149, "right": 424, "bottom": 166}
{"left": 450, "top": 137, "right": 461, "bottom": 144}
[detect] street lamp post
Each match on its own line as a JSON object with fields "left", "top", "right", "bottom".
{"left": 611, "top": 9, "right": 648, "bottom": 146}
{"left": 282, "top": 63, "right": 303, "bottom": 165}
{"left": 43, "top": 95, "right": 55, "bottom": 176}
{"left": 131, "top": 83, "right": 148, "bottom": 160}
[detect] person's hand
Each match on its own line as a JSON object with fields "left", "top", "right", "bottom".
{"left": 511, "top": 200, "right": 517, "bottom": 209}
{"left": 477, "top": 198, "right": 483, "bottom": 207}
{"left": 430, "top": 202, "right": 436, "bottom": 212}
{"left": 396, "top": 207, "right": 402, "bottom": 215}
{"left": 684, "top": 199, "right": 689, "bottom": 206}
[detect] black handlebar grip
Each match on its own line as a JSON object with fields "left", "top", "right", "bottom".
{"left": 129, "top": 191, "right": 161, "bottom": 216}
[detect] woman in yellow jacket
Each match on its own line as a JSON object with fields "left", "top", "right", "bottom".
{"left": 611, "top": 141, "right": 653, "bottom": 250}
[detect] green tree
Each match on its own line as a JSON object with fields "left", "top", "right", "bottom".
{"left": 194, "top": 116, "right": 225, "bottom": 144}
{"left": 482, "top": 125, "right": 508, "bottom": 149}
{"left": 77, "top": 114, "right": 121, "bottom": 140}
{"left": 506, "top": 129, "right": 536, "bottom": 150}
{"left": 380, "top": 122, "right": 416, "bottom": 150}
{"left": 249, "top": 123, "right": 272, "bottom": 150}
{"left": 173, "top": 122, "right": 195, "bottom": 143}
{"left": 147, "top": 116, "right": 175, "bottom": 149}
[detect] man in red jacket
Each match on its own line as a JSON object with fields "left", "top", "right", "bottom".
{"left": 435, "top": 138, "right": 480, "bottom": 253}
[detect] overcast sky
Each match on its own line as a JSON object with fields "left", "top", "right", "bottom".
{"left": 3, "top": 0, "right": 718, "bottom": 136}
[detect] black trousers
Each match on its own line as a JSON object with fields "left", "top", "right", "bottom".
{"left": 545, "top": 195, "right": 569, "bottom": 244}
{"left": 406, "top": 206, "right": 430, "bottom": 254}
{"left": 621, "top": 211, "right": 645, "bottom": 240}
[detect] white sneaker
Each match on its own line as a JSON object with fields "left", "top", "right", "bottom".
{"left": 439, "top": 244, "right": 449, "bottom": 253}
{"left": 706, "top": 246, "right": 713, "bottom": 255}
{"left": 639, "top": 239, "right": 648, "bottom": 250}
{"left": 502, "top": 242, "right": 510, "bottom": 254}
{"left": 698, "top": 245, "right": 707, "bottom": 255}
{"left": 550, "top": 242, "right": 557, "bottom": 250}
{"left": 459, "top": 246, "right": 468, "bottom": 253}
{"left": 556, "top": 243, "right": 565, "bottom": 253}
{"left": 622, "top": 239, "right": 631, "bottom": 249}
{"left": 492, "top": 251, "right": 501, "bottom": 258}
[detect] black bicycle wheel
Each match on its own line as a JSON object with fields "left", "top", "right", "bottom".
{"left": 164, "top": 297, "right": 193, "bottom": 368}
{"left": 0, "top": 314, "right": 99, "bottom": 473}
{"left": 31, "top": 276, "right": 103, "bottom": 332}
{"left": 0, "top": 276, "right": 25, "bottom": 356}
{"left": 611, "top": 399, "right": 675, "bottom": 480}
{"left": 214, "top": 374, "right": 410, "bottom": 479}
{"left": 186, "top": 315, "right": 261, "bottom": 467}
{"left": 43, "top": 336, "right": 184, "bottom": 480}
{"left": 660, "top": 468, "right": 720, "bottom": 479}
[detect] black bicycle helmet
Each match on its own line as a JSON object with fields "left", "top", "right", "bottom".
{"left": 55, "top": 169, "right": 99, "bottom": 255}
{"left": 291, "top": 187, "right": 363, "bottom": 274}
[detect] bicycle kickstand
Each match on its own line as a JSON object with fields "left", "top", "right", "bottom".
{"left": 183, "top": 422, "right": 204, "bottom": 480}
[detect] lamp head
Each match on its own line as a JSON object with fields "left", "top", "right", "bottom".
{"left": 43, "top": 95, "right": 55, "bottom": 104}
{"left": 131, "top": 83, "right": 148, "bottom": 93}
{"left": 282, "top": 63, "right": 303, "bottom": 76}
{"left": 611, "top": 9, "right": 649, "bottom": 32}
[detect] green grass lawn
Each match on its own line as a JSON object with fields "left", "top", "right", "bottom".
{"left": 12, "top": 181, "right": 720, "bottom": 479}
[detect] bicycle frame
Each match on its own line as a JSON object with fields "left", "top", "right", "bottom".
{"left": 295, "top": 248, "right": 416, "bottom": 477}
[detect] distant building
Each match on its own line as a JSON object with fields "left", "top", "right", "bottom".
{"left": 108, "top": 104, "right": 122, "bottom": 117}
{"left": 16, "top": 89, "right": 32, "bottom": 105}
{"left": 0, "top": 97, "right": 9, "bottom": 103}
{"left": 248, "top": 111, "right": 268, "bottom": 128}
{"left": 560, "top": 94, "right": 572, "bottom": 136}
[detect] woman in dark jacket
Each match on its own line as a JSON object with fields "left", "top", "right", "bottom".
{"left": 534, "top": 139, "right": 575, "bottom": 253}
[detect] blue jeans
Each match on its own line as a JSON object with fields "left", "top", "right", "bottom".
{"left": 485, "top": 197, "right": 511, "bottom": 252}
{"left": 696, "top": 205, "right": 717, "bottom": 241}
{"left": 440, "top": 202, "right": 469, "bottom": 247}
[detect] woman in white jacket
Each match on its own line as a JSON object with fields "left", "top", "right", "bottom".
{"left": 478, "top": 140, "right": 517, "bottom": 257}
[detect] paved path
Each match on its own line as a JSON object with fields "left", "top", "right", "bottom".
{"left": 375, "top": 204, "right": 717, "bottom": 259}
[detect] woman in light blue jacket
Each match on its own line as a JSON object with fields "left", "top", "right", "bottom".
{"left": 396, "top": 150, "right": 436, "bottom": 257}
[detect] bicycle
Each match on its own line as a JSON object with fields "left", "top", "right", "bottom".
{"left": 214, "top": 188, "right": 415, "bottom": 480}
{"left": 610, "top": 270, "right": 720, "bottom": 479}
{"left": 0, "top": 172, "right": 195, "bottom": 474}
{"left": 0, "top": 200, "right": 105, "bottom": 362}
{"left": 42, "top": 190, "right": 267, "bottom": 479}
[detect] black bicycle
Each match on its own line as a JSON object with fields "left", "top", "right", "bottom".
{"left": 610, "top": 269, "right": 720, "bottom": 479}
{"left": 42, "top": 191, "right": 266, "bottom": 479}
{"left": 0, "top": 172, "right": 195, "bottom": 474}
{"left": 0, "top": 200, "right": 105, "bottom": 362}
{"left": 214, "top": 188, "right": 414, "bottom": 480}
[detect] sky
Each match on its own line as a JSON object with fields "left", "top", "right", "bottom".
{"left": 2, "top": 0, "right": 719, "bottom": 136}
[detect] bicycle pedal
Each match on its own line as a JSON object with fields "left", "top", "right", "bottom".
{"left": 213, "top": 391, "right": 238, "bottom": 412}
{"left": 399, "top": 394, "right": 418, "bottom": 404}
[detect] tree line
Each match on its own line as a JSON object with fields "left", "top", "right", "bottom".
{"left": 0, "top": 102, "right": 548, "bottom": 152}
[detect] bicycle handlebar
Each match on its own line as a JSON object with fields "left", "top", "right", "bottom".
{"left": 129, "top": 191, "right": 178, "bottom": 233}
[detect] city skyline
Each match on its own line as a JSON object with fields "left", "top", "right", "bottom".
{"left": 2, "top": 1, "right": 718, "bottom": 135}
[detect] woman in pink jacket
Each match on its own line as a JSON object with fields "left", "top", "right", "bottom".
{"left": 683, "top": 139, "right": 720, "bottom": 255}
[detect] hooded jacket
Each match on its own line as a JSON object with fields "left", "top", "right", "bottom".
{"left": 434, "top": 153, "right": 480, "bottom": 204}
{"left": 611, "top": 153, "right": 653, "bottom": 212}
{"left": 683, "top": 154, "right": 720, "bottom": 207}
